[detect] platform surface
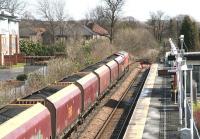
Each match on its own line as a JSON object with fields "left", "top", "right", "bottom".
{"left": 123, "top": 64, "right": 180, "bottom": 139}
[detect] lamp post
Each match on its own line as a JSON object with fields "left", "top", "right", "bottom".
{"left": 177, "top": 35, "right": 185, "bottom": 125}
{"left": 184, "top": 69, "right": 187, "bottom": 128}
{"left": 181, "top": 61, "right": 192, "bottom": 129}
{"left": 177, "top": 54, "right": 183, "bottom": 125}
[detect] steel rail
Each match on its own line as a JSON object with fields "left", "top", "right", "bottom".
{"left": 94, "top": 68, "right": 150, "bottom": 139}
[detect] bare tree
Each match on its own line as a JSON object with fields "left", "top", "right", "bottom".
{"left": 37, "top": 0, "right": 67, "bottom": 43}
{"left": 37, "top": 0, "right": 56, "bottom": 43}
{"left": 148, "top": 10, "right": 168, "bottom": 42}
{"left": 0, "top": 0, "right": 26, "bottom": 14}
{"left": 21, "top": 11, "right": 35, "bottom": 20}
{"left": 5, "top": 0, "right": 26, "bottom": 14}
{"left": 149, "top": 12, "right": 157, "bottom": 38}
{"left": 55, "top": 0, "right": 67, "bottom": 36}
{"left": 89, "top": 6, "right": 106, "bottom": 26}
{"left": 103, "top": 0, "right": 125, "bottom": 43}
{"left": 156, "top": 11, "right": 165, "bottom": 42}
{"left": 0, "top": 0, "right": 7, "bottom": 10}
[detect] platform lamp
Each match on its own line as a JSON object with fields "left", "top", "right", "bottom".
{"left": 181, "top": 60, "right": 188, "bottom": 128}
{"left": 178, "top": 35, "right": 185, "bottom": 125}
{"left": 181, "top": 61, "right": 193, "bottom": 128}
{"left": 176, "top": 54, "right": 183, "bottom": 125}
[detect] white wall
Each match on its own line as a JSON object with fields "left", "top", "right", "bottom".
{"left": 8, "top": 21, "right": 19, "bottom": 54}
{"left": 0, "top": 14, "right": 19, "bottom": 65}
{"left": 9, "top": 21, "right": 19, "bottom": 35}
{"left": 0, "top": 19, "right": 9, "bottom": 54}
{"left": 0, "top": 19, "right": 8, "bottom": 34}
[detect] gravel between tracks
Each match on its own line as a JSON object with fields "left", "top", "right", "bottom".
{"left": 78, "top": 64, "right": 142, "bottom": 139}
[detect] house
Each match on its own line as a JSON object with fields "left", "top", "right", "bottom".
{"left": 0, "top": 10, "right": 19, "bottom": 65}
{"left": 19, "top": 19, "right": 47, "bottom": 43}
{"left": 86, "top": 22, "right": 109, "bottom": 39}
{"left": 54, "top": 23, "right": 97, "bottom": 43}
{"left": 54, "top": 22, "right": 109, "bottom": 43}
{"left": 20, "top": 27, "right": 45, "bottom": 42}
{"left": 19, "top": 20, "right": 110, "bottom": 45}
{"left": 43, "top": 22, "right": 98, "bottom": 44}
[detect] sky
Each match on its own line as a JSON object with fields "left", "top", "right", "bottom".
{"left": 27, "top": 0, "right": 200, "bottom": 21}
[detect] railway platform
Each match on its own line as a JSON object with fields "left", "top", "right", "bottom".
{"left": 123, "top": 64, "right": 180, "bottom": 139}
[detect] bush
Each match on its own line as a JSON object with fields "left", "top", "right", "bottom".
{"left": 20, "top": 40, "right": 65, "bottom": 56}
{"left": 16, "top": 74, "right": 27, "bottom": 81}
{"left": 90, "top": 39, "right": 116, "bottom": 61}
{"left": 47, "top": 58, "right": 76, "bottom": 83}
{"left": 66, "top": 39, "right": 116, "bottom": 68}
{"left": 26, "top": 73, "right": 46, "bottom": 92}
{"left": 114, "top": 28, "right": 159, "bottom": 62}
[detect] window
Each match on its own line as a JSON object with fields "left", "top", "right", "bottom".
{"left": 186, "top": 65, "right": 200, "bottom": 96}
{"left": 12, "top": 36, "right": 16, "bottom": 48}
{"left": 2, "top": 36, "right": 6, "bottom": 47}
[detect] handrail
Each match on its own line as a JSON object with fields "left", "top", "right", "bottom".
{"left": 186, "top": 100, "right": 200, "bottom": 139}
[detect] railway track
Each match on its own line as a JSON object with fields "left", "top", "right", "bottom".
{"left": 72, "top": 63, "right": 142, "bottom": 139}
{"left": 94, "top": 68, "right": 149, "bottom": 139}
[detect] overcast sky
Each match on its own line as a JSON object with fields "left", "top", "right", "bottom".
{"left": 27, "top": 0, "right": 200, "bottom": 21}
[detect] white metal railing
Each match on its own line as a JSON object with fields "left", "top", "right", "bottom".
{"left": 168, "top": 36, "right": 200, "bottom": 139}
{"left": 186, "top": 100, "right": 200, "bottom": 139}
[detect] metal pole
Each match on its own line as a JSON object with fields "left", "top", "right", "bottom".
{"left": 179, "top": 35, "right": 185, "bottom": 127}
{"left": 190, "top": 70, "right": 193, "bottom": 139}
{"left": 178, "top": 61, "right": 182, "bottom": 125}
{"left": 177, "top": 63, "right": 180, "bottom": 122}
{"left": 184, "top": 70, "right": 187, "bottom": 128}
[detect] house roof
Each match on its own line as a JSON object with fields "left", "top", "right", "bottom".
{"left": 0, "top": 10, "right": 19, "bottom": 20}
{"left": 54, "top": 23, "right": 96, "bottom": 37}
{"left": 19, "top": 27, "right": 46, "bottom": 37}
{"left": 86, "top": 22, "right": 109, "bottom": 36}
{"left": 82, "top": 25, "right": 97, "bottom": 36}
{"left": 19, "top": 20, "right": 106, "bottom": 38}
{"left": 19, "top": 27, "right": 36, "bottom": 37}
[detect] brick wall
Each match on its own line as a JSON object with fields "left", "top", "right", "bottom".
{"left": 15, "top": 54, "right": 25, "bottom": 63}
{"left": 4, "top": 55, "right": 17, "bottom": 65}
{"left": 4, "top": 54, "right": 25, "bottom": 66}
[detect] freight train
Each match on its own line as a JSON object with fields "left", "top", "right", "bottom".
{"left": 0, "top": 51, "right": 130, "bottom": 139}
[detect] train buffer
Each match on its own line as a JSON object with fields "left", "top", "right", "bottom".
{"left": 124, "top": 64, "right": 180, "bottom": 139}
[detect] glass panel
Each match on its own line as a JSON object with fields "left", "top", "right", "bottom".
{"left": 12, "top": 37, "right": 16, "bottom": 48}
{"left": 186, "top": 65, "right": 200, "bottom": 95}
{"left": 2, "top": 36, "right": 6, "bottom": 47}
{"left": 186, "top": 70, "right": 190, "bottom": 94}
{"left": 193, "top": 66, "right": 200, "bottom": 95}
